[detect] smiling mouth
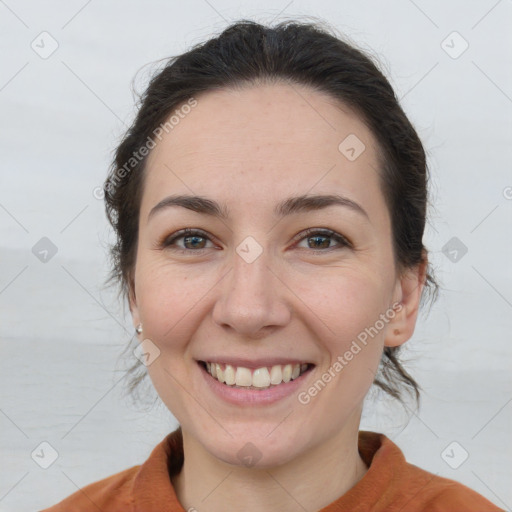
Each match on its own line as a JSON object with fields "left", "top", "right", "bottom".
{"left": 198, "top": 361, "right": 314, "bottom": 389}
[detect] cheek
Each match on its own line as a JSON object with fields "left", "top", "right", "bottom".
{"left": 135, "top": 258, "right": 214, "bottom": 348}
{"left": 293, "top": 266, "right": 390, "bottom": 345}
{"left": 135, "top": 246, "right": 392, "bottom": 356}
{"left": 291, "top": 266, "right": 390, "bottom": 397}
{"left": 134, "top": 261, "right": 212, "bottom": 412}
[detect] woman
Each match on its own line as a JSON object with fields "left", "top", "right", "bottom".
{"left": 42, "top": 19, "right": 503, "bottom": 512}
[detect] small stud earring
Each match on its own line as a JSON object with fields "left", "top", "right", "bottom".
{"left": 393, "top": 329, "right": 400, "bottom": 335}
{"left": 136, "top": 324, "right": 143, "bottom": 334}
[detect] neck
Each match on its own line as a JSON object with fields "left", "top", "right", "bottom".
{"left": 171, "top": 411, "right": 368, "bottom": 512}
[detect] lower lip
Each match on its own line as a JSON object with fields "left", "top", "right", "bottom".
{"left": 198, "top": 362, "right": 314, "bottom": 406}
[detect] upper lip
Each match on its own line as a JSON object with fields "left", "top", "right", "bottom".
{"left": 196, "top": 357, "right": 314, "bottom": 369}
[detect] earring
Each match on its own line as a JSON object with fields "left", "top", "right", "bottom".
{"left": 393, "top": 329, "right": 400, "bottom": 335}
{"left": 136, "top": 324, "right": 143, "bottom": 334}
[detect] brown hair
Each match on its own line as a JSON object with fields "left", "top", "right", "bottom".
{"left": 104, "top": 18, "right": 439, "bottom": 409}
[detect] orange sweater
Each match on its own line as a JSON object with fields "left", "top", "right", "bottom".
{"left": 40, "top": 428, "right": 503, "bottom": 511}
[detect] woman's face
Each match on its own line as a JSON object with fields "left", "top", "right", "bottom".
{"left": 130, "top": 82, "right": 424, "bottom": 467}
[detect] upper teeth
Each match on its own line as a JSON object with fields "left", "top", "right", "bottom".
{"left": 205, "top": 362, "right": 308, "bottom": 388}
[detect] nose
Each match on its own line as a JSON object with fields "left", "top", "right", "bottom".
{"left": 211, "top": 246, "right": 292, "bottom": 339}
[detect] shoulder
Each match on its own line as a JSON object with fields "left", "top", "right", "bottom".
{"left": 355, "top": 432, "right": 504, "bottom": 512}
{"left": 404, "top": 467, "right": 505, "bottom": 512}
{"left": 39, "top": 429, "right": 184, "bottom": 511}
{"left": 39, "top": 465, "right": 140, "bottom": 511}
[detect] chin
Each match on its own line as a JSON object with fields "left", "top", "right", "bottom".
{"left": 197, "top": 424, "right": 310, "bottom": 470}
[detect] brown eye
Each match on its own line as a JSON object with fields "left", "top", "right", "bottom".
{"left": 295, "top": 228, "right": 351, "bottom": 251}
{"left": 158, "top": 227, "right": 351, "bottom": 254}
{"left": 161, "top": 229, "right": 215, "bottom": 252}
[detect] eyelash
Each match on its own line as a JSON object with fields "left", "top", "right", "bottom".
{"left": 159, "top": 227, "right": 352, "bottom": 254}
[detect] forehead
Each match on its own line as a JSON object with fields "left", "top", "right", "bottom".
{"left": 142, "top": 82, "right": 386, "bottom": 224}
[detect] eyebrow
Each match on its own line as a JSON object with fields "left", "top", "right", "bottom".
{"left": 147, "top": 193, "right": 370, "bottom": 223}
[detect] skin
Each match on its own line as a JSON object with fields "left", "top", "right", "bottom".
{"left": 129, "top": 82, "right": 426, "bottom": 512}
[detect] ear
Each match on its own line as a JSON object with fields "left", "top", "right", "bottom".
{"left": 384, "top": 255, "right": 427, "bottom": 348}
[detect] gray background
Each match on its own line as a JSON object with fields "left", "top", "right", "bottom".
{"left": 0, "top": 1, "right": 511, "bottom": 510}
